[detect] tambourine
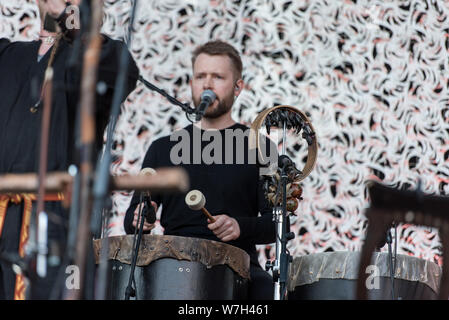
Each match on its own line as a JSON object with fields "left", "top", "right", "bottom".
{"left": 249, "top": 105, "right": 318, "bottom": 182}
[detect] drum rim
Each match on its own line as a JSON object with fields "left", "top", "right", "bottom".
{"left": 93, "top": 234, "right": 251, "bottom": 279}
{"left": 287, "top": 251, "right": 441, "bottom": 294}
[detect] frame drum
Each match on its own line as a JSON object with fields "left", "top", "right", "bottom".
{"left": 93, "top": 235, "right": 250, "bottom": 300}
{"left": 287, "top": 251, "right": 441, "bottom": 300}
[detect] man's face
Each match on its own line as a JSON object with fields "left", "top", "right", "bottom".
{"left": 191, "top": 53, "right": 241, "bottom": 119}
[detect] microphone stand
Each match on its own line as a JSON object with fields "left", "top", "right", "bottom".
{"left": 386, "top": 225, "right": 396, "bottom": 300}
{"left": 376, "top": 222, "right": 396, "bottom": 300}
{"left": 279, "top": 164, "right": 294, "bottom": 299}
{"left": 89, "top": 0, "right": 141, "bottom": 300}
{"left": 124, "top": 194, "right": 153, "bottom": 300}
{"left": 91, "top": 0, "right": 199, "bottom": 299}
{"left": 66, "top": 0, "right": 104, "bottom": 300}
{"left": 266, "top": 121, "right": 295, "bottom": 300}
{"left": 138, "top": 75, "right": 196, "bottom": 118}
{"left": 49, "top": 165, "right": 81, "bottom": 299}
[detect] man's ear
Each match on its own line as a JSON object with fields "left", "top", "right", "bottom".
{"left": 234, "top": 78, "right": 244, "bottom": 97}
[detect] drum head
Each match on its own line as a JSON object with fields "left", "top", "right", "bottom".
{"left": 288, "top": 251, "right": 441, "bottom": 300}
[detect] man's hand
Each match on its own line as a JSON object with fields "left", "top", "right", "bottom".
{"left": 208, "top": 215, "right": 240, "bottom": 242}
{"left": 39, "top": 0, "right": 68, "bottom": 18}
{"left": 132, "top": 201, "right": 158, "bottom": 232}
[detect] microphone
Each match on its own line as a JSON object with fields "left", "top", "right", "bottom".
{"left": 278, "top": 155, "right": 301, "bottom": 181}
{"left": 139, "top": 168, "right": 157, "bottom": 224}
{"left": 278, "top": 155, "right": 293, "bottom": 169}
{"left": 196, "top": 90, "right": 216, "bottom": 121}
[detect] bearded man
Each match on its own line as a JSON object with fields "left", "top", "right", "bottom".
{"left": 124, "top": 40, "right": 275, "bottom": 300}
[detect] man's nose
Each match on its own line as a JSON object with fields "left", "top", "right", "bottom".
{"left": 203, "top": 76, "right": 213, "bottom": 90}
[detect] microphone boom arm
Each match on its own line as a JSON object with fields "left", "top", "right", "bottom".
{"left": 138, "top": 75, "right": 196, "bottom": 116}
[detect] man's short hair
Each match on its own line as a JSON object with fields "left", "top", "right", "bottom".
{"left": 191, "top": 40, "right": 243, "bottom": 80}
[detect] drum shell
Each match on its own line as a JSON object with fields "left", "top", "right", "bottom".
{"left": 105, "top": 258, "right": 248, "bottom": 300}
{"left": 287, "top": 251, "right": 441, "bottom": 300}
{"left": 93, "top": 235, "right": 250, "bottom": 300}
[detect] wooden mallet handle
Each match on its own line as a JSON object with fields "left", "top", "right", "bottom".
{"left": 200, "top": 207, "right": 216, "bottom": 223}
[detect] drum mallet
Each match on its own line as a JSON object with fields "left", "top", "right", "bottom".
{"left": 185, "top": 190, "right": 216, "bottom": 223}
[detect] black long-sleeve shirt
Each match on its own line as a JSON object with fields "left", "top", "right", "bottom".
{"left": 124, "top": 123, "right": 276, "bottom": 260}
{"left": 0, "top": 35, "right": 138, "bottom": 244}
{"left": 0, "top": 35, "right": 139, "bottom": 173}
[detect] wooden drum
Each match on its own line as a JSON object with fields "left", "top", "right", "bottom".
{"left": 93, "top": 235, "right": 250, "bottom": 300}
{"left": 287, "top": 251, "right": 441, "bottom": 300}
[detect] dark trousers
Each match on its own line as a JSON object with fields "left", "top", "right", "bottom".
{"left": 248, "top": 258, "right": 274, "bottom": 300}
{"left": 0, "top": 203, "right": 22, "bottom": 299}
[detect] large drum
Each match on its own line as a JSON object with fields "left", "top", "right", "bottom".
{"left": 93, "top": 235, "right": 250, "bottom": 300}
{"left": 287, "top": 251, "right": 441, "bottom": 300}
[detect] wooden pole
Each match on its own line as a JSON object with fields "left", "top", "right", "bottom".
{"left": 66, "top": 0, "right": 104, "bottom": 300}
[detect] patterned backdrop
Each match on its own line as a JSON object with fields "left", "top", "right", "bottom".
{"left": 1, "top": 0, "right": 448, "bottom": 268}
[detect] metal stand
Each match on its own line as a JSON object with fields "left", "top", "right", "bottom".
{"left": 268, "top": 207, "right": 294, "bottom": 299}
{"left": 265, "top": 122, "right": 295, "bottom": 300}
{"left": 124, "top": 194, "right": 153, "bottom": 300}
{"left": 386, "top": 226, "right": 396, "bottom": 300}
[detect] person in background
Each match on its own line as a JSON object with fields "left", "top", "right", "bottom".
{"left": 0, "top": 0, "right": 139, "bottom": 299}
{"left": 125, "top": 40, "right": 276, "bottom": 300}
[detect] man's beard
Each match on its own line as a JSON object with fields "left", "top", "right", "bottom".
{"left": 194, "top": 92, "right": 234, "bottom": 119}
{"left": 38, "top": 3, "right": 58, "bottom": 32}
{"left": 43, "top": 13, "right": 58, "bottom": 32}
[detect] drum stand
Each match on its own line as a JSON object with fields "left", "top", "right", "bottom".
{"left": 251, "top": 106, "right": 317, "bottom": 300}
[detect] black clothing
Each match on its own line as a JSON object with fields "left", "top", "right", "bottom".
{"left": 0, "top": 36, "right": 138, "bottom": 173}
{"left": 0, "top": 35, "right": 139, "bottom": 299}
{"left": 124, "top": 123, "right": 276, "bottom": 299}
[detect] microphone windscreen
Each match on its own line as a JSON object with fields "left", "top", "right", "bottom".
{"left": 201, "top": 89, "right": 216, "bottom": 102}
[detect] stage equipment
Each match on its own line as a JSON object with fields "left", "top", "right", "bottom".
{"left": 93, "top": 235, "right": 249, "bottom": 299}
{"left": 88, "top": 0, "right": 212, "bottom": 296}
{"left": 356, "top": 180, "right": 449, "bottom": 300}
{"left": 123, "top": 168, "right": 158, "bottom": 300}
{"left": 137, "top": 75, "right": 199, "bottom": 122}
{"left": 0, "top": 169, "right": 188, "bottom": 195}
{"left": 0, "top": 167, "right": 189, "bottom": 298}
{"left": 249, "top": 105, "right": 318, "bottom": 300}
{"left": 138, "top": 76, "right": 212, "bottom": 122}
{"left": 24, "top": 31, "right": 63, "bottom": 300}
{"left": 288, "top": 251, "right": 440, "bottom": 300}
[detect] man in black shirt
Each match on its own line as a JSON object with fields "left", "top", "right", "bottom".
{"left": 0, "top": 0, "right": 139, "bottom": 299}
{"left": 124, "top": 40, "right": 276, "bottom": 300}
